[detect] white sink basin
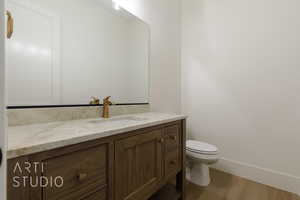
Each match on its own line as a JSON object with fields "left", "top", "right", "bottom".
{"left": 88, "top": 116, "right": 148, "bottom": 124}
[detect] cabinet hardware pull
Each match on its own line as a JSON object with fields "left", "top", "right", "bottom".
{"left": 158, "top": 138, "right": 164, "bottom": 143}
{"left": 169, "top": 135, "right": 177, "bottom": 140}
{"left": 6, "top": 10, "right": 14, "bottom": 39}
{"left": 170, "top": 160, "right": 177, "bottom": 165}
{"left": 77, "top": 173, "right": 88, "bottom": 181}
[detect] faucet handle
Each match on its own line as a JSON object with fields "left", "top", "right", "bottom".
{"left": 103, "top": 96, "right": 111, "bottom": 100}
{"left": 90, "top": 96, "right": 100, "bottom": 105}
{"left": 103, "top": 96, "right": 112, "bottom": 105}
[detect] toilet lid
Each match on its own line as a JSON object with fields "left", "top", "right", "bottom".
{"left": 186, "top": 140, "right": 218, "bottom": 155}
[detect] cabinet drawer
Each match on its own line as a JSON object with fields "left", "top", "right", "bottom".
{"left": 42, "top": 144, "right": 108, "bottom": 200}
{"left": 164, "top": 124, "right": 180, "bottom": 152}
{"left": 164, "top": 150, "right": 180, "bottom": 178}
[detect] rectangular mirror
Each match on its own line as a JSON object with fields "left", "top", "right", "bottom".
{"left": 6, "top": 0, "right": 150, "bottom": 107}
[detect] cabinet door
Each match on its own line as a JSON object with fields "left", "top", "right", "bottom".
{"left": 115, "top": 129, "right": 163, "bottom": 200}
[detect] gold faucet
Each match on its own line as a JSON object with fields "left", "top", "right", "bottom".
{"left": 89, "top": 96, "right": 100, "bottom": 105}
{"left": 102, "top": 96, "right": 112, "bottom": 118}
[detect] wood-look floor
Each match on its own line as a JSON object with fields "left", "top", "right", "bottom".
{"left": 186, "top": 169, "right": 300, "bottom": 200}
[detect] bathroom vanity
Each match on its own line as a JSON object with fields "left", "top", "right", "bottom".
{"left": 7, "top": 113, "right": 186, "bottom": 200}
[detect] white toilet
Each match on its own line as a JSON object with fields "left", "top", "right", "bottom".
{"left": 186, "top": 140, "right": 219, "bottom": 186}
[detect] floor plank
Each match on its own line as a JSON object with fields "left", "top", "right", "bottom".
{"left": 186, "top": 169, "right": 300, "bottom": 200}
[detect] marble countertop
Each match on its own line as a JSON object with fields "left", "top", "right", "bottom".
{"left": 7, "top": 112, "right": 187, "bottom": 159}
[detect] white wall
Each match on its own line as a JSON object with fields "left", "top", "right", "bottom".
{"left": 182, "top": 0, "right": 300, "bottom": 195}
{"left": 118, "top": 0, "right": 181, "bottom": 113}
{"left": 0, "top": 0, "right": 7, "bottom": 199}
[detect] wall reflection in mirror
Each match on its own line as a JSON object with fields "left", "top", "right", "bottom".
{"left": 6, "top": 0, "right": 150, "bottom": 106}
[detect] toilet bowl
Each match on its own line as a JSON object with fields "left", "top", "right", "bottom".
{"left": 186, "top": 140, "right": 219, "bottom": 186}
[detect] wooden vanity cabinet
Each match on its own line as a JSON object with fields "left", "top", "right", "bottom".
{"left": 7, "top": 120, "right": 186, "bottom": 200}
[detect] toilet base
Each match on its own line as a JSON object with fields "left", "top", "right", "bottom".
{"left": 186, "top": 163, "right": 211, "bottom": 187}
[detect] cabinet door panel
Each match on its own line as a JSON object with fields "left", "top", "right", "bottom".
{"left": 115, "top": 129, "right": 163, "bottom": 200}
{"left": 42, "top": 144, "right": 108, "bottom": 200}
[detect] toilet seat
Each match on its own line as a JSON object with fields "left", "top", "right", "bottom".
{"left": 186, "top": 140, "right": 218, "bottom": 155}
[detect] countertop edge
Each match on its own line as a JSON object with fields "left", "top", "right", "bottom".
{"left": 7, "top": 114, "right": 187, "bottom": 159}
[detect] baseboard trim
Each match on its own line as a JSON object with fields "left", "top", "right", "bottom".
{"left": 212, "top": 158, "right": 300, "bottom": 196}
